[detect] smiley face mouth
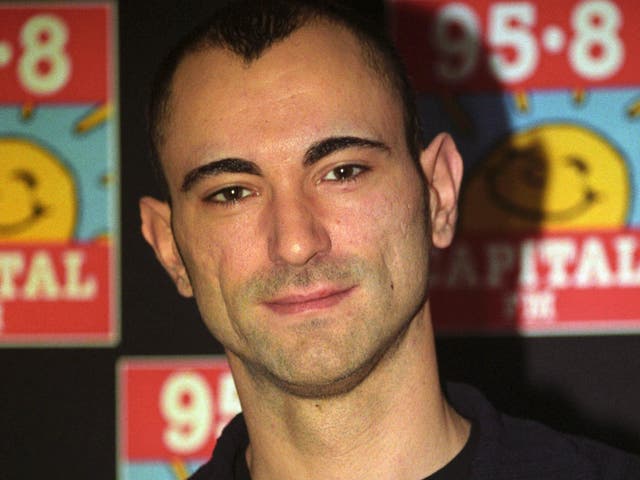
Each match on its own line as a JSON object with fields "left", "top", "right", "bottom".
{"left": 0, "top": 168, "right": 49, "bottom": 236}
{"left": 0, "top": 202, "right": 48, "bottom": 236}
{"left": 485, "top": 146, "right": 599, "bottom": 222}
{"left": 488, "top": 185, "right": 597, "bottom": 222}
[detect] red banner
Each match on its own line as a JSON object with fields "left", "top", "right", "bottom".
{"left": 0, "top": 242, "right": 115, "bottom": 343}
{"left": 119, "top": 358, "right": 240, "bottom": 462}
{"left": 430, "top": 229, "right": 640, "bottom": 332}
{"left": 0, "top": 5, "right": 112, "bottom": 103}
{"left": 392, "top": 0, "right": 640, "bottom": 91}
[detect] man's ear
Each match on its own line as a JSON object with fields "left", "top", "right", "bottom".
{"left": 139, "top": 196, "right": 193, "bottom": 297}
{"left": 419, "top": 133, "right": 464, "bottom": 248}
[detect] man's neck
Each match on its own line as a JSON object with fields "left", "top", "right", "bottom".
{"left": 228, "top": 309, "right": 470, "bottom": 480}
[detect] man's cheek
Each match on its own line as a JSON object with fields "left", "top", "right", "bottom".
{"left": 335, "top": 194, "right": 395, "bottom": 243}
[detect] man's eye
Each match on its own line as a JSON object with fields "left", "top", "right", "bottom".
{"left": 323, "top": 165, "right": 367, "bottom": 182}
{"left": 207, "top": 186, "right": 253, "bottom": 204}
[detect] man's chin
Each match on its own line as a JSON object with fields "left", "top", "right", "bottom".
{"left": 263, "top": 361, "right": 377, "bottom": 400}
{"left": 228, "top": 312, "right": 414, "bottom": 399}
{"left": 253, "top": 337, "right": 400, "bottom": 399}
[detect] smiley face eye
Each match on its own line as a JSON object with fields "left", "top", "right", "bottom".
{"left": 13, "top": 169, "right": 37, "bottom": 189}
{"left": 566, "top": 156, "right": 589, "bottom": 175}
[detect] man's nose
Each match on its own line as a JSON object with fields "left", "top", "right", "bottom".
{"left": 267, "top": 191, "right": 331, "bottom": 266}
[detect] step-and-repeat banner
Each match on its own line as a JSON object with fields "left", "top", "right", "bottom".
{"left": 0, "top": 3, "right": 118, "bottom": 345}
{"left": 393, "top": 0, "right": 640, "bottom": 334}
{"left": 4, "top": 1, "right": 636, "bottom": 478}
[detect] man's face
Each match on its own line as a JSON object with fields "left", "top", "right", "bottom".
{"left": 152, "top": 22, "right": 435, "bottom": 396}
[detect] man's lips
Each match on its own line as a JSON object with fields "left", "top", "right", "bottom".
{"left": 263, "top": 287, "right": 355, "bottom": 315}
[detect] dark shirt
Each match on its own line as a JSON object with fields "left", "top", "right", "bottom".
{"left": 189, "top": 382, "right": 640, "bottom": 479}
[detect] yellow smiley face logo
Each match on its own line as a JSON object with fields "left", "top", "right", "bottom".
{"left": 0, "top": 138, "right": 77, "bottom": 241}
{"left": 460, "top": 124, "right": 630, "bottom": 232}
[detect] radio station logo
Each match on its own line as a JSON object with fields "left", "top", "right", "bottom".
{"left": 0, "top": 4, "right": 117, "bottom": 345}
{"left": 393, "top": 0, "right": 640, "bottom": 334}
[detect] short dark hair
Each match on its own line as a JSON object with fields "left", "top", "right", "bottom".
{"left": 148, "top": 0, "right": 423, "bottom": 199}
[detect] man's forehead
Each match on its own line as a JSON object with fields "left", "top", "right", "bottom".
{"left": 169, "top": 20, "right": 384, "bottom": 104}
{"left": 164, "top": 23, "right": 395, "bottom": 139}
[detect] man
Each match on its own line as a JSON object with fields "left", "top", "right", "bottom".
{"left": 140, "top": 1, "right": 640, "bottom": 478}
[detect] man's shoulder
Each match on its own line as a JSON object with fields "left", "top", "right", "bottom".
{"left": 188, "top": 383, "right": 639, "bottom": 480}
{"left": 188, "top": 413, "right": 249, "bottom": 480}
{"left": 446, "top": 382, "right": 640, "bottom": 480}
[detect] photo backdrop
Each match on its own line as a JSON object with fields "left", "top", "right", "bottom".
{"left": 393, "top": 0, "right": 640, "bottom": 334}
{"left": 0, "top": 1, "right": 638, "bottom": 479}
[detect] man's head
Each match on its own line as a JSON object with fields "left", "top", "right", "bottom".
{"left": 148, "top": 0, "right": 423, "bottom": 201}
{"left": 141, "top": 0, "right": 462, "bottom": 398}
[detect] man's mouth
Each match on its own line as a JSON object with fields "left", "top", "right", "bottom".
{"left": 263, "top": 286, "right": 356, "bottom": 315}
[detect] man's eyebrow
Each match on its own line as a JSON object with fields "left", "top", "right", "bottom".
{"left": 304, "top": 136, "right": 390, "bottom": 166}
{"left": 181, "top": 158, "right": 261, "bottom": 193}
{"left": 180, "top": 137, "right": 388, "bottom": 192}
